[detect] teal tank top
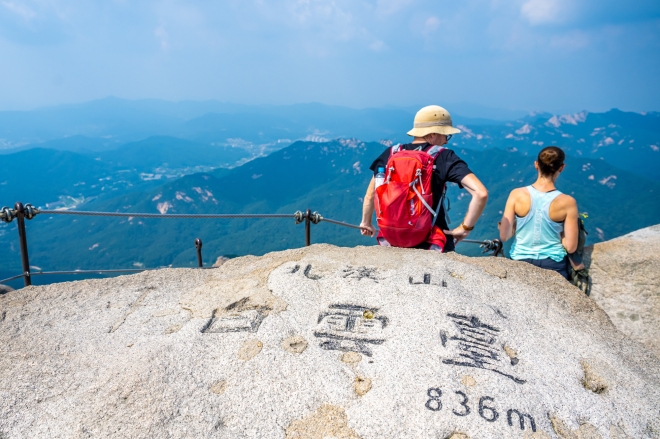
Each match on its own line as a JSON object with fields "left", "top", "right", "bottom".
{"left": 509, "top": 186, "right": 567, "bottom": 262}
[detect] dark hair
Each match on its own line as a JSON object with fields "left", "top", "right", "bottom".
{"left": 537, "top": 146, "right": 565, "bottom": 176}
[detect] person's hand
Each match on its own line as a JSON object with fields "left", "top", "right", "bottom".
{"left": 443, "top": 226, "right": 471, "bottom": 244}
{"left": 360, "top": 222, "right": 376, "bottom": 237}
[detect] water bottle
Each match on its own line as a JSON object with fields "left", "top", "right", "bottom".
{"left": 375, "top": 167, "right": 386, "bottom": 188}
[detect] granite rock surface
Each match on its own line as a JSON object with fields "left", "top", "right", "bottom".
{"left": 1, "top": 244, "right": 659, "bottom": 439}
{"left": 584, "top": 224, "right": 660, "bottom": 359}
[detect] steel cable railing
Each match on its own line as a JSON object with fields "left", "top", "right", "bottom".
{"left": 38, "top": 210, "right": 294, "bottom": 219}
{"left": 1, "top": 201, "right": 502, "bottom": 288}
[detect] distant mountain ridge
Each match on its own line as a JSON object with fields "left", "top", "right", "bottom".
{"left": 1, "top": 100, "right": 659, "bottom": 287}
{"left": 2, "top": 138, "right": 659, "bottom": 288}
{"left": 452, "top": 109, "right": 660, "bottom": 181}
{"left": 0, "top": 97, "right": 419, "bottom": 147}
{"left": 1, "top": 99, "right": 657, "bottom": 183}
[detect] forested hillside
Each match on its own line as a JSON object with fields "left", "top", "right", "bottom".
{"left": 2, "top": 139, "right": 659, "bottom": 288}
{"left": 2, "top": 101, "right": 659, "bottom": 288}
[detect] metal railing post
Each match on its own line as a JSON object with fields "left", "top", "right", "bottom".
{"left": 305, "top": 209, "right": 311, "bottom": 247}
{"left": 195, "top": 238, "right": 203, "bottom": 267}
{"left": 492, "top": 239, "right": 503, "bottom": 257}
{"left": 14, "top": 202, "right": 31, "bottom": 287}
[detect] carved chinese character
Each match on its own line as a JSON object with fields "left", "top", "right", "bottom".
{"left": 341, "top": 266, "right": 380, "bottom": 283}
{"left": 441, "top": 313, "right": 525, "bottom": 384}
{"left": 313, "top": 304, "right": 388, "bottom": 356}
{"left": 204, "top": 310, "right": 266, "bottom": 333}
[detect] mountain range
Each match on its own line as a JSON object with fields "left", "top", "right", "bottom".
{"left": 1, "top": 99, "right": 659, "bottom": 288}
{"left": 453, "top": 109, "right": 660, "bottom": 182}
{"left": 2, "top": 138, "right": 659, "bottom": 288}
{"left": 2, "top": 98, "right": 658, "bottom": 181}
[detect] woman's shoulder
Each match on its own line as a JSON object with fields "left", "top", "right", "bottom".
{"left": 509, "top": 186, "right": 530, "bottom": 199}
{"left": 555, "top": 192, "right": 577, "bottom": 204}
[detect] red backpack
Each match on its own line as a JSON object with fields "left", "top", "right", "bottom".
{"left": 374, "top": 144, "right": 445, "bottom": 247}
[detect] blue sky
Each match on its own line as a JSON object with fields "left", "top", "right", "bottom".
{"left": 1, "top": 0, "right": 659, "bottom": 114}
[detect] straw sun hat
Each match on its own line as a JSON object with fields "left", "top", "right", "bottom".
{"left": 407, "top": 105, "right": 461, "bottom": 137}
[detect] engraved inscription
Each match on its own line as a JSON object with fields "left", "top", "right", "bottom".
{"left": 425, "top": 387, "right": 537, "bottom": 433}
{"left": 289, "top": 264, "right": 322, "bottom": 279}
{"left": 204, "top": 310, "right": 265, "bottom": 333}
{"left": 425, "top": 388, "right": 442, "bottom": 411}
{"left": 304, "top": 265, "right": 321, "bottom": 280}
{"left": 452, "top": 391, "right": 470, "bottom": 417}
{"left": 409, "top": 273, "right": 447, "bottom": 287}
{"left": 313, "top": 304, "right": 388, "bottom": 356}
{"left": 479, "top": 396, "right": 499, "bottom": 422}
{"left": 409, "top": 273, "right": 432, "bottom": 285}
{"left": 507, "top": 409, "right": 536, "bottom": 431}
{"left": 489, "top": 306, "right": 508, "bottom": 319}
{"left": 441, "top": 313, "right": 526, "bottom": 384}
{"left": 342, "top": 266, "right": 380, "bottom": 283}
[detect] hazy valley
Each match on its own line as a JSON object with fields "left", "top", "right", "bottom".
{"left": 1, "top": 99, "right": 659, "bottom": 288}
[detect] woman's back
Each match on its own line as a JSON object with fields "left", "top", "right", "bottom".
{"left": 499, "top": 146, "right": 579, "bottom": 280}
{"left": 510, "top": 186, "right": 567, "bottom": 262}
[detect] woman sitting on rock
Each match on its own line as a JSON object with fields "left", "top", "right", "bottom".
{"left": 499, "top": 146, "right": 579, "bottom": 279}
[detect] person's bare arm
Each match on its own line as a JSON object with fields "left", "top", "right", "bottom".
{"left": 561, "top": 196, "right": 579, "bottom": 253}
{"left": 443, "top": 173, "right": 488, "bottom": 243}
{"left": 360, "top": 177, "right": 377, "bottom": 237}
{"left": 499, "top": 190, "right": 519, "bottom": 242}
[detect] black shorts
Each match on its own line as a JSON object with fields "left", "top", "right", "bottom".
{"left": 518, "top": 256, "right": 569, "bottom": 280}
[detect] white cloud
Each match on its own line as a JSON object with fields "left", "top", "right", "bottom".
{"left": 0, "top": 0, "right": 659, "bottom": 111}
{"left": 154, "top": 25, "right": 169, "bottom": 50}
{"left": 375, "top": 0, "right": 413, "bottom": 16}
{"left": 549, "top": 31, "right": 590, "bottom": 50}
{"left": 425, "top": 16, "right": 440, "bottom": 33}
{"left": 521, "top": 0, "right": 564, "bottom": 25}
{"left": 2, "top": 1, "right": 36, "bottom": 20}
{"left": 369, "top": 39, "right": 388, "bottom": 51}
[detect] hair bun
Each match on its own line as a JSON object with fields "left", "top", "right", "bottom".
{"left": 537, "top": 146, "right": 565, "bottom": 176}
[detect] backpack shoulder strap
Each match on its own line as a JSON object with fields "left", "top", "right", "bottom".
{"left": 426, "top": 145, "right": 446, "bottom": 159}
{"left": 425, "top": 145, "right": 450, "bottom": 224}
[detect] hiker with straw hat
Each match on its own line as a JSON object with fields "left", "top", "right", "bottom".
{"left": 360, "top": 105, "right": 489, "bottom": 252}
